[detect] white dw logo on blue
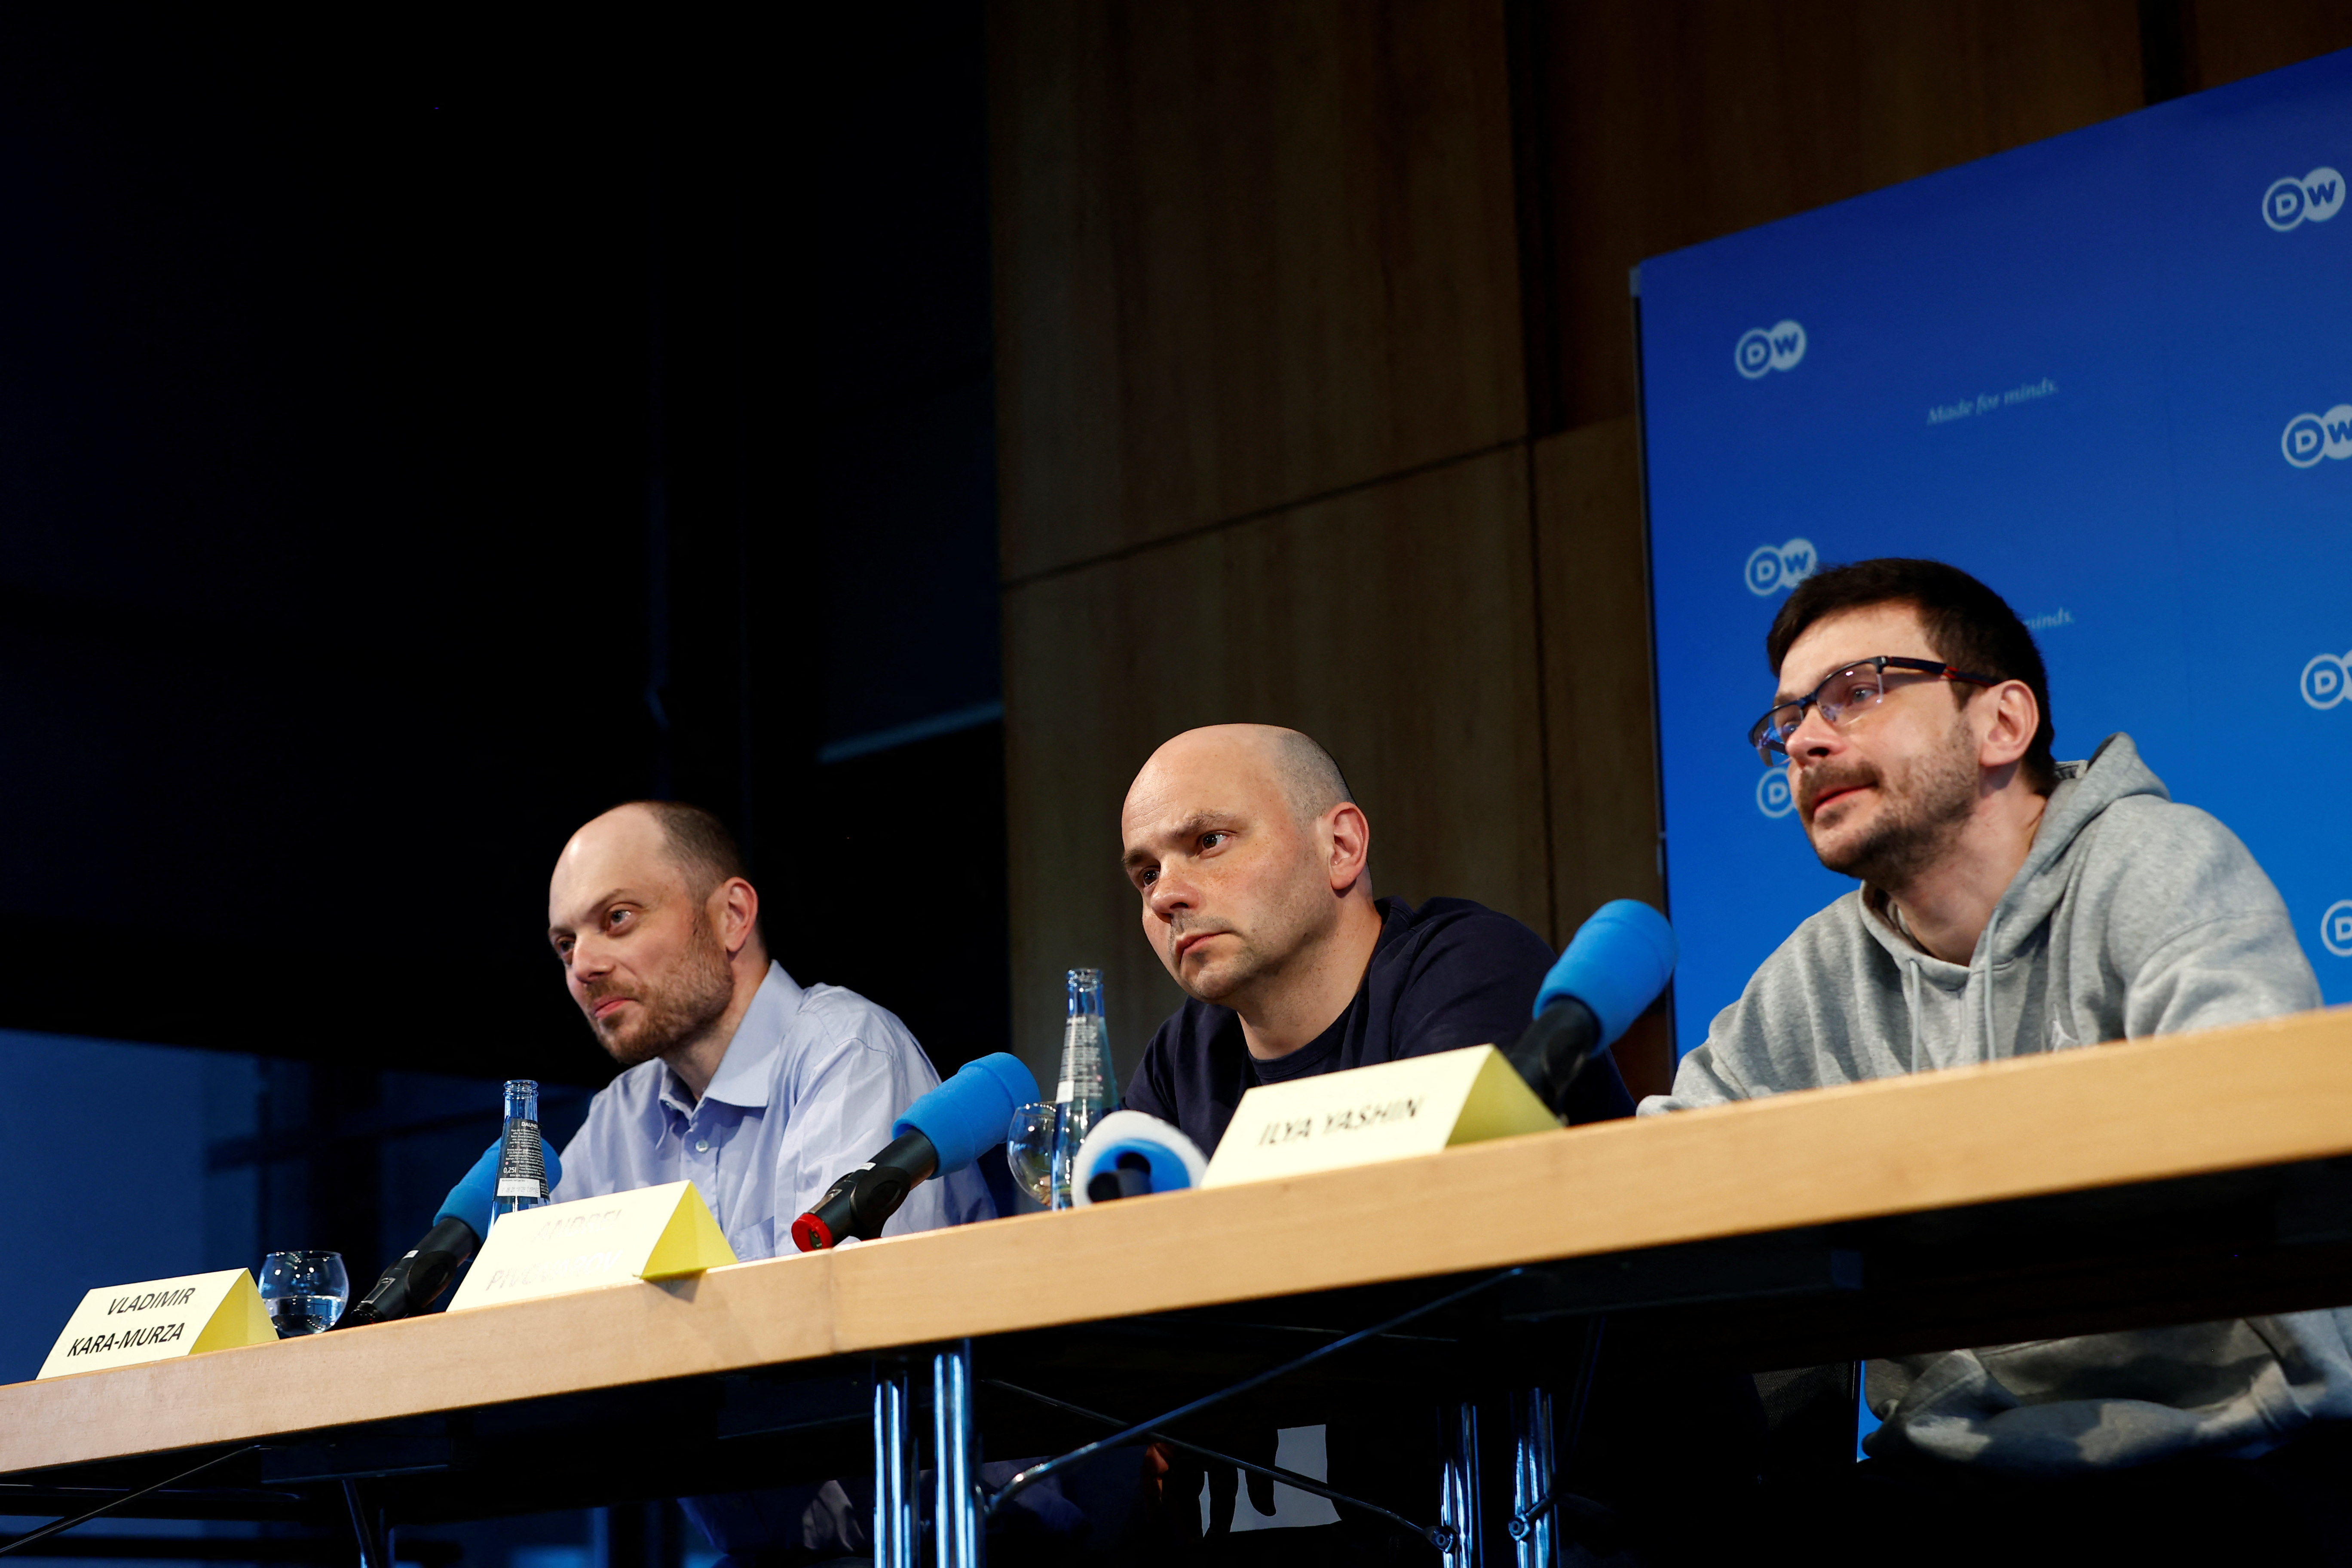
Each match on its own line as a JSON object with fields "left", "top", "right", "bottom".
{"left": 1756, "top": 767, "right": 1795, "bottom": 820}
{"left": 1735, "top": 320, "right": 1807, "bottom": 379}
{"left": 1744, "top": 538, "right": 1818, "bottom": 597}
{"left": 2264, "top": 167, "right": 2344, "bottom": 231}
{"left": 2322, "top": 900, "right": 2352, "bottom": 960}
{"left": 2303, "top": 649, "right": 2352, "bottom": 710}
{"left": 2284, "top": 405, "right": 2352, "bottom": 468}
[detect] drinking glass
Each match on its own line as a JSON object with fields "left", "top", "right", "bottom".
{"left": 1005, "top": 1102, "right": 1057, "bottom": 1207}
{"left": 260, "top": 1250, "right": 349, "bottom": 1336}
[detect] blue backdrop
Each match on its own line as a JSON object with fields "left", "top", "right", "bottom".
{"left": 1638, "top": 49, "right": 2352, "bottom": 1061}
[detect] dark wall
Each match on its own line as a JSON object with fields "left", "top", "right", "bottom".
{"left": 0, "top": 8, "right": 1008, "bottom": 1084}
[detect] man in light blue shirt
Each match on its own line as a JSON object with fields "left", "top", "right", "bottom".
{"left": 540, "top": 799, "right": 997, "bottom": 1562}
{"left": 545, "top": 799, "right": 993, "bottom": 1249}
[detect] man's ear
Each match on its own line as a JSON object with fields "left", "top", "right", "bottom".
{"left": 1324, "top": 802, "right": 1371, "bottom": 894}
{"left": 1978, "top": 681, "right": 2039, "bottom": 772}
{"left": 715, "top": 876, "right": 761, "bottom": 959}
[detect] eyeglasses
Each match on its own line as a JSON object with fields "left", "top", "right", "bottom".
{"left": 1749, "top": 655, "right": 1999, "bottom": 764}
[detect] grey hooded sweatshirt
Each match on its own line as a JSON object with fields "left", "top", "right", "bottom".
{"left": 1643, "top": 733, "right": 2339, "bottom": 1473}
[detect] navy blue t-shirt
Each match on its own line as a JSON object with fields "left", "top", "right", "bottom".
{"left": 1124, "top": 896, "right": 1635, "bottom": 1159}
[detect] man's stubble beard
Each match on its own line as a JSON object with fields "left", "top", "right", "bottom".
{"left": 1804, "top": 716, "right": 1980, "bottom": 892}
{"left": 1178, "top": 930, "right": 1273, "bottom": 1006}
{"left": 588, "top": 907, "right": 738, "bottom": 1070}
{"left": 1173, "top": 860, "right": 1333, "bottom": 1011}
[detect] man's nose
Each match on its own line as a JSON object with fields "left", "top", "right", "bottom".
{"left": 1785, "top": 703, "right": 1842, "bottom": 764}
{"left": 569, "top": 935, "right": 615, "bottom": 980}
{"left": 1146, "top": 867, "right": 1196, "bottom": 919}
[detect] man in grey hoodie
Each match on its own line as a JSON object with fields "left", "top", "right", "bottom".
{"left": 1647, "top": 559, "right": 2346, "bottom": 1556}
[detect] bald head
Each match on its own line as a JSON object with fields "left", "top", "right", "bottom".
{"left": 1133, "top": 725, "right": 1352, "bottom": 831}
{"left": 1121, "top": 725, "right": 1375, "bottom": 1020}
{"left": 1265, "top": 728, "right": 1353, "bottom": 826}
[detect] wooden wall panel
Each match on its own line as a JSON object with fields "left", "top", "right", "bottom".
{"left": 989, "top": 0, "right": 1525, "bottom": 581}
{"left": 1001, "top": 449, "right": 1551, "bottom": 1090}
{"left": 1537, "top": 0, "right": 2145, "bottom": 429}
{"left": 1532, "top": 416, "right": 1672, "bottom": 1096}
{"left": 2187, "top": 3, "right": 2352, "bottom": 90}
{"left": 1534, "top": 418, "right": 1660, "bottom": 925}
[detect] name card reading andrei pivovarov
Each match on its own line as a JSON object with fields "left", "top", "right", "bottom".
{"left": 1200, "top": 1045, "right": 1561, "bottom": 1189}
{"left": 445, "top": 1180, "right": 738, "bottom": 1312}
{"left": 37, "top": 1268, "right": 275, "bottom": 1379}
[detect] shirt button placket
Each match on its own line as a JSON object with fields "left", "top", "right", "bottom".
{"left": 683, "top": 1119, "right": 718, "bottom": 1222}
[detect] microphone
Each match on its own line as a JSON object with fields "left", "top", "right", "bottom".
{"left": 1069, "top": 1111, "right": 1207, "bottom": 1206}
{"left": 791, "top": 1052, "right": 1039, "bottom": 1251}
{"left": 339, "top": 1216, "right": 478, "bottom": 1328}
{"left": 337, "top": 1132, "right": 565, "bottom": 1329}
{"left": 1506, "top": 899, "right": 1677, "bottom": 1118}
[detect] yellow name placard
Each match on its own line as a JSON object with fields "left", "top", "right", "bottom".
{"left": 38, "top": 1268, "right": 274, "bottom": 1379}
{"left": 1201, "top": 1045, "right": 1560, "bottom": 1188}
{"left": 446, "top": 1180, "right": 738, "bottom": 1312}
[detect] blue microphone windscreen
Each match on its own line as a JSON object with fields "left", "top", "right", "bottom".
{"left": 896, "top": 1052, "right": 1041, "bottom": 1173}
{"left": 1533, "top": 899, "right": 1678, "bottom": 1047}
{"left": 435, "top": 1133, "right": 567, "bottom": 1237}
{"left": 434, "top": 1139, "right": 502, "bottom": 1238}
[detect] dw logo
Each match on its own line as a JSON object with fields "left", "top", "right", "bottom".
{"left": 1735, "top": 320, "right": 1807, "bottom": 379}
{"left": 2322, "top": 900, "right": 2352, "bottom": 961}
{"left": 2263, "top": 167, "right": 2345, "bottom": 231}
{"left": 2303, "top": 649, "right": 2352, "bottom": 709}
{"left": 1756, "top": 766, "right": 1795, "bottom": 820}
{"left": 2283, "top": 405, "right": 2352, "bottom": 467}
{"left": 1744, "top": 538, "right": 1818, "bottom": 597}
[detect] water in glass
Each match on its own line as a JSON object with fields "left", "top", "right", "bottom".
{"left": 259, "top": 1250, "right": 349, "bottom": 1336}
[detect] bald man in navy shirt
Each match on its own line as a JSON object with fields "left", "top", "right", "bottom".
{"left": 1116, "top": 724, "right": 1635, "bottom": 1550}
{"left": 1118, "top": 723, "right": 1632, "bottom": 1166}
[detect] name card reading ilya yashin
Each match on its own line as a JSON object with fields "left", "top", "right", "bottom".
{"left": 446, "top": 1180, "right": 738, "bottom": 1312}
{"left": 1200, "top": 1045, "right": 1561, "bottom": 1189}
{"left": 38, "top": 1268, "right": 274, "bottom": 1380}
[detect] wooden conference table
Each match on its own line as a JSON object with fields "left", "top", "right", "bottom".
{"left": 5, "top": 1004, "right": 2352, "bottom": 1564}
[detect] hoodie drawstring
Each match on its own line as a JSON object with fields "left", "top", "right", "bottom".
{"left": 1902, "top": 959, "right": 1924, "bottom": 1074}
{"left": 1978, "top": 909, "right": 2000, "bottom": 1063}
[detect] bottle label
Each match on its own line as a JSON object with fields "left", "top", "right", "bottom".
{"left": 1056, "top": 1080, "right": 1075, "bottom": 1101}
{"left": 499, "top": 1118, "right": 545, "bottom": 1197}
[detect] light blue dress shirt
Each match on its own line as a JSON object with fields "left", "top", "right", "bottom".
{"left": 554, "top": 960, "right": 994, "bottom": 1258}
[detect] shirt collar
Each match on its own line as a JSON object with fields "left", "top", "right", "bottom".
{"left": 657, "top": 960, "right": 804, "bottom": 1115}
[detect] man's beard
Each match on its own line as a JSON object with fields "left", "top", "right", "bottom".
{"left": 584, "top": 910, "right": 736, "bottom": 1069}
{"left": 1801, "top": 720, "right": 1979, "bottom": 891}
{"left": 1167, "top": 869, "right": 1329, "bottom": 1008}
{"left": 1170, "top": 922, "right": 1268, "bottom": 1005}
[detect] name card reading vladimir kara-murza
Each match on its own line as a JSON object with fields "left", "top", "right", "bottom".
{"left": 38, "top": 1268, "right": 275, "bottom": 1379}
{"left": 1200, "top": 1045, "right": 1562, "bottom": 1188}
{"left": 446, "top": 1180, "right": 738, "bottom": 1312}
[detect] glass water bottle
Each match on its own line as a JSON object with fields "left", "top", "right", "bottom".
{"left": 1048, "top": 968, "right": 1117, "bottom": 1210}
{"left": 493, "top": 1078, "right": 550, "bottom": 1224}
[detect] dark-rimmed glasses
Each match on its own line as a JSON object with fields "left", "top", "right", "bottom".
{"left": 1749, "top": 655, "right": 1999, "bottom": 764}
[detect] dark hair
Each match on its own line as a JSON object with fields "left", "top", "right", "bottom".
{"left": 621, "top": 799, "right": 752, "bottom": 897}
{"left": 1764, "top": 558, "right": 2057, "bottom": 792}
